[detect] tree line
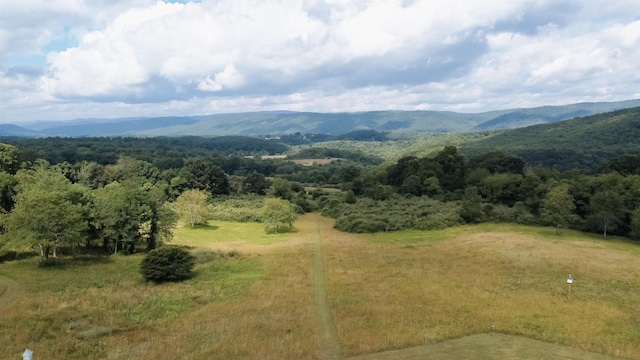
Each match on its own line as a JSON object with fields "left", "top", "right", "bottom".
{"left": 1, "top": 138, "right": 639, "bottom": 266}
{"left": 317, "top": 146, "right": 640, "bottom": 239}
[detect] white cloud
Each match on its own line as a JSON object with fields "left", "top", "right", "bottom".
{"left": 2, "top": 0, "right": 640, "bottom": 122}
{"left": 197, "top": 64, "right": 244, "bottom": 92}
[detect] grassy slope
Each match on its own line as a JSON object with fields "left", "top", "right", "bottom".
{"left": 0, "top": 217, "right": 638, "bottom": 359}
{"left": 323, "top": 221, "right": 640, "bottom": 358}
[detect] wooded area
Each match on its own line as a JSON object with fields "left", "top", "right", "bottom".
{"left": 1, "top": 109, "right": 640, "bottom": 264}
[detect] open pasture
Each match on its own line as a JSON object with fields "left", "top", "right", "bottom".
{"left": 0, "top": 215, "right": 639, "bottom": 359}
{"left": 325, "top": 222, "right": 640, "bottom": 358}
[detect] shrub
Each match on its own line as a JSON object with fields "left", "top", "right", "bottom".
{"left": 140, "top": 246, "right": 195, "bottom": 283}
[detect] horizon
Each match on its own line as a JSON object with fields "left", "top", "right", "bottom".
{"left": 5, "top": 97, "right": 640, "bottom": 126}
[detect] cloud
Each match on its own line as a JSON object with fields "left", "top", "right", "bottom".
{"left": 2, "top": 0, "right": 640, "bottom": 122}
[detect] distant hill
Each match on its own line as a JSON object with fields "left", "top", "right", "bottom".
{"left": 3, "top": 99, "right": 640, "bottom": 138}
{"left": 459, "top": 106, "right": 640, "bottom": 172}
{"left": 0, "top": 124, "right": 43, "bottom": 137}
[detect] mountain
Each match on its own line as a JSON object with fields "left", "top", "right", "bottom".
{"left": 2, "top": 99, "right": 640, "bottom": 137}
{"left": 459, "top": 106, "right": 640, "bottom": 172}
{"left": 0, "top": 124, "right": 44, "bottom": 137}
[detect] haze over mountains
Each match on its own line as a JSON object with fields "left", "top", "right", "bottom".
{"left": 2, "top": 99, "right": 640, "bottom": 138}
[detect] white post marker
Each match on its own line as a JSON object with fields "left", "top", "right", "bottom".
{"left": 567, "top": 274, "right": 573, "bottom": 299}
{"left": 22, "top": 349, "right": 33, "bottom": 360}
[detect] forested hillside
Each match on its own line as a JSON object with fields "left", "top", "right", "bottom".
{"left": 460, "top": 106, "right": 640, "bottom": 172}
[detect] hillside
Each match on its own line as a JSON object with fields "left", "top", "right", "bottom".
{"left": 459, "top": 106, "right": 640, "bottom": 171}
{"left": 3, "top": 99, "right": 640, "bottom": 137}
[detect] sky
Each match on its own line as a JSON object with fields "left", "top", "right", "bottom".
{"left": 1, "top": 0, "right": 640, "bottom": 123}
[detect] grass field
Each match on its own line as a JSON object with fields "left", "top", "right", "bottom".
{"left": 324, "top": 221, "right": 640, "bottom": 358}
{"left": 1, "top": 215, "right": 639, "bottom": 359}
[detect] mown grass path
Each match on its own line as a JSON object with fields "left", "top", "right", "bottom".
{"left": 312, "top": 214, "right": 344, "bottom": 360}
{"left": 0, "top": 275, "right": 22, "bottom": 311}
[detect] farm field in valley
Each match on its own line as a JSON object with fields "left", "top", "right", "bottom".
{"left": 0, "top": 214, "right": 639, "bottom": 359}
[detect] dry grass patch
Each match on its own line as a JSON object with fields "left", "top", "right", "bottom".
{"left": 0, "top": 223, "right": 317, "bottom": 359}
{"left": 320, "top": 222, "right": 640, "bottom": 358}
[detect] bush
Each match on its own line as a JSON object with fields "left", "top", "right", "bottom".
{"left": 140, "top": 246, "right": 195, "bottom": 283}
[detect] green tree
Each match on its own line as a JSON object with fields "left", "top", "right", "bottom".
{"left": 261, "top": 198, "right": 297, "bottom": 234}
{"left": 0, "top": 172, "right": 18, "bottom": 213}
{"left": 140, "top": 246, "right": 195, "bottom": 283}
{"left": 540, "top": 184, "right": 578, "bottom": 235}
{"left": 242, "top": 172, "right": 270, "bottom": 195}
{"left": 589, "top": 191, "right": 624, "bottom": 239}
{"left": 181, "top": 158, "right": 230, "bottom": 195}
{"left": 93, "top": 182, "right": 150, "bottom": 254}
{"left": 459, "top": 186, "right": 485, "bottom": 223}
{"left": 144, "top": 183, "right": 178, "bottom": 250}
{"left": 432, "top": 146, "right": 466, "bottom": 192}
{"left": 0, "top": 143, "right": 19, "bottom": 174}
{"left": 481, "top": 173, "right": 523, "bottom": 206}
{"left": 175, "top": 189, "right": 210, "bottom": 227}
{"left": 267, "top": 177, "right": 294, "bottom": 200}
{"left": 6, "top": 170, "right": 88, "bottom": 261}
{"left": 631, "top": 207, "right": 640, "bottom": 240}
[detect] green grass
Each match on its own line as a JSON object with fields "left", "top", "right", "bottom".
{"left": 0, "top": 252, "right": 265, "bottom": 359}
{"left": 2, "top": 216, "right": 639, "bottom": 359}
{"left": 368, "top": 222, "right": 637, "bottom": 246}
{"left": 172, "top": 220, "right": 292, "bottom": 247}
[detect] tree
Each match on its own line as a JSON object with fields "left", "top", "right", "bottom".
{"left": 140, "top": 246, "right": 195, "bottom": 283}
{"left": 0, "top": 172, "right": 18, "bottom": 213}
{"left": 0, "top": 143, "right": 19, "bottom": 174}
{"left": 175, "top": 189, "right": 210, "bottom": 227}
{"left": 432, "top": 146, "right": 466, "bottom": 192}
{"left": 267, "top": 177, "right": 294, "bottom": 200}
{"left": 180, "top": 158, "right": 230, "bottom": 195}
{"left": 540, "top": 184, "right": 578, "bottom": 234}
{"left": 261, "top": 198, "right": 297, "bottom": 233}
{"left": 459, "top": 186, "right": 485, "bottom": 223}
{"left": 143, "top": 183, "right": 178, "bottom": 250}
{"left": 6, "top": 170, "right": 88, "bottom": 261}
{"left": 242, "top": 172, "right": 270, "bottom": 195}
{"left": 400, "top": 175, "right": 424, "bottom": 196}
{"left": 631, "top": 207, "right": 640, "bottom": 240}
{"left": 589, "top": 191, "right": 624, "bottom": 239}
{"left": 92, "top": 181, "right": 151, "bottom": 254}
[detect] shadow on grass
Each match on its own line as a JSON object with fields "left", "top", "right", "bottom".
{"left": 38, "top": 254, "right": 114, "bottom": 269}
{"left": 190, "top": 223, "right": 220, "bottom": 230}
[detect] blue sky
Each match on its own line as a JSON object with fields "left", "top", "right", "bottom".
{"left": 1, "top": 0, "right": 639, "bottom": 123}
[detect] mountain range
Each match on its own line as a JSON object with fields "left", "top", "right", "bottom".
{"left": 2, "top": 99, "right": 640, "bottom": 138}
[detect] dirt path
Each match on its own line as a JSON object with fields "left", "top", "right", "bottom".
{"left": 312, "top": 214, "right": 343, "bottom": 360}
{"left": 0, "top": 275, "right": 22, "bottom": 310}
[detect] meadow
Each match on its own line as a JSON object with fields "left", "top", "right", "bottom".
{"left": 0, "top": 215, "right": 639, "bottom": 359}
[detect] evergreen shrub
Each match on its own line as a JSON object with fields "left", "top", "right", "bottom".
{"left": 140, "top": 246, "right": 195, "bottom": 283}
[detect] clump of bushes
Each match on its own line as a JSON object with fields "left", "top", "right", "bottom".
{"left": 140, "top": 246, "right": 195, "bottom": 283}
{"left": 332, "top": 197, "right": 462, "bottom": 233}
{"left": 209, "top": 196, "right": 264, "bottom": 222}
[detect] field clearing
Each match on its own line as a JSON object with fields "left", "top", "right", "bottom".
{"left": 324, "top": 220, "right": 640, "bottom": 358}
{"left": 290, "top": 158, "right": 340, "bottom": 166}
{"left": 0, "top": 215, "right": 638, "bottom": 359}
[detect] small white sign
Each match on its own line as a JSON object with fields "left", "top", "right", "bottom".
{"left": 22, "top": 349, "right": 33, "bottom": 360}
{"left": 567, "top": 275, "right": 573, "bottom": 284}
